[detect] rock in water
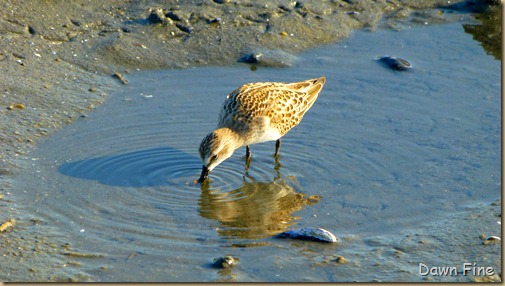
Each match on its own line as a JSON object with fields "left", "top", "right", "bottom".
{"left": 278, "top": 227, "right": 339, "bottom": 243}
{"left": 377, "top": 56, "right": 412, "bottom": 71}
{"left": 213, "top": 256, "right": 239, "bottom": 268}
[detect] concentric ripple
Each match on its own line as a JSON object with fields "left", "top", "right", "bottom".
{"left": 59, "top": 147, "right": 200, "bottom": 188}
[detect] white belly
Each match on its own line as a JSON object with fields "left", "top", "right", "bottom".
{"left": 243, "top": 116, "right": 282, "bottom": 145}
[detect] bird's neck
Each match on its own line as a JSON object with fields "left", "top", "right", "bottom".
{"left": 215, "top": 127, "right": 245, "bottom": 150}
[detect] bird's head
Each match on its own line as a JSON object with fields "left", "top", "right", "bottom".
{"left": 197, "top": 129, "right": 238, "bottom": 183}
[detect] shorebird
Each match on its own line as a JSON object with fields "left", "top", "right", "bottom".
{"left": 198, "top": 76, "right": 326, "bottom": 183}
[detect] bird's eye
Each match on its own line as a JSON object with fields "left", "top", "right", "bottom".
{"left": 211, "top": 154, "right": 218, "bottom": 160}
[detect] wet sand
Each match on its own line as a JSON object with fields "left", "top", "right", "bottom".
{"left": 0, "top": 0, "right": 501, "bottom": 282}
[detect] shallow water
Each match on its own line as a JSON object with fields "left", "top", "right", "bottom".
{"left": 14, "top": 14, "right": 500, "bottom": 282}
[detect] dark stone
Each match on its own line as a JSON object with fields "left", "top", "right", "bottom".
{"left": 166, "top": 11, "right": 182, "bottom": 21}
{"left": 146, "top": 8, "right": 166, "bottom": 24}
{"left": 176, "top": 23, "right": 192, "bottom": 33}
{"left": 377, "top": 56, "right": 412, "bottom": 71}
{"left": 28, "top": 26, "right": 36, "bottom": 35}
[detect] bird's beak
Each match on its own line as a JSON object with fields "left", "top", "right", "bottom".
{"left": 198, "top": 166, "right": 209, "bottom": 183}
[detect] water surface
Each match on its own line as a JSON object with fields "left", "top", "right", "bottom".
{"left": 15, "top": 15, "right": 501, "bottom": 282}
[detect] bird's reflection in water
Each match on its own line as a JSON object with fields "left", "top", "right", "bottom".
{"left": 199, "top": 172, "right": 321, "bottom": 240}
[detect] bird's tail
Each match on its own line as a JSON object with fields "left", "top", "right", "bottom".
{"left": 288, "top": 76, "right": 326, "bottom": 110}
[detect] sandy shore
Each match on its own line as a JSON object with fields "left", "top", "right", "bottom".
{"left": 0, "top": 0, "right": 500, "bottom": 281}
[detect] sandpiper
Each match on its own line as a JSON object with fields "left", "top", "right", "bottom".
{"left": 198, "top": 76, "right": 326, "bottom": 183}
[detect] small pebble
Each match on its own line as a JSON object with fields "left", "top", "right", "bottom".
{"left": 166, "top": 11, "right": 183, "bottom": 21}
{"left": 213, "top": 256, "right": 239, "bottom": 268}
{"left": 483, "top": 236, "right": 501, "bottom": 245}
{"left": 7, "top": 103, "right": 25, "bottom": 110}
{"left": 176, "top": 23, "right": 192, "bottom": 33}
{"left": 146, "top": 8, "right": 169, "bottom": 25}
{"left": 12, "top": 52, "right": 26, "bottom": 59}
{"left": 0, "top": 219, "right": 16, "bottom": 232}
{"left": 241, "top": 52, "right": 262, "bottom": 64}
{"left": 28, "top": 26, "right": 36, "bottom": 35}
{"left": 335, "top": 256, "right": 347, "bottom": 264}
{"left": 207, "top": 17, "right": 221, "bottom": 26}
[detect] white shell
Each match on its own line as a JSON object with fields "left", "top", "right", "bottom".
{"left": 281, "top": 227, "right": 338, "bottom": 243}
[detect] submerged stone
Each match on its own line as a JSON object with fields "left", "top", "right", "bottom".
{"left": 377, "top": 56, "right": 412, "bottom": 71}
{"left": 213, "top": 256, "right": 239, "bottom": 268}
{"left": 278, "top": 227, "right": 339, "bottom": 243}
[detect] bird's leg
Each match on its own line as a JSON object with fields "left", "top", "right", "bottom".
{"left": 275, "top": 139, "right": 281, "bottom": 157}
{"left": 273, "top": 139, "right": 282, "bottom": 173}
{"left": 245, "top": 145, "right": 252, "bottom": 173}
{"left": 246, "top": 145, "right": 251, "bottom": 159}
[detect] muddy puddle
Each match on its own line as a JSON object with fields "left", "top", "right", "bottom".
{"left": 11, "top": 14, "right": 501, "bottom": 282}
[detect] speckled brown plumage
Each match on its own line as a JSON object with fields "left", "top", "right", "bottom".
{"left": 198, "top": 77, "right": 326, "bottom": 182}
{"left": 218, "top": 77, "right": 325, "bottom": 141}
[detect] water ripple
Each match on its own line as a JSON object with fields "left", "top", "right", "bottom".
{"left": 59, "top": 147, "right": 200, "bottom": 187}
